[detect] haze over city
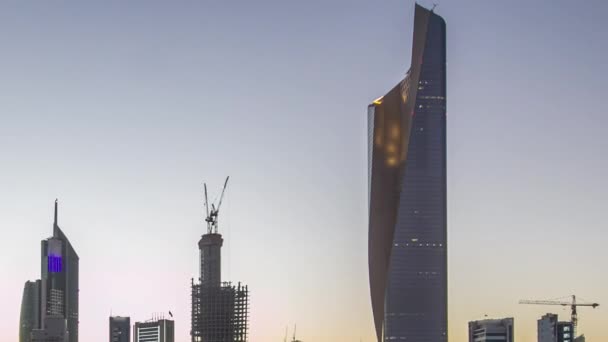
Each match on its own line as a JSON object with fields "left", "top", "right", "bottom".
{"left": 1, "top": 1, "right": 607, "bottom": 341}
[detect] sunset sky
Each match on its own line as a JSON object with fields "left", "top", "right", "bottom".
{"left": 1, "top": 1, "right": 607, "bottom": 341}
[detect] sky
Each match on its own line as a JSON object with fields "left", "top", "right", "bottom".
{"left": 1, "top": 1, "right": 607, "bottom": 341}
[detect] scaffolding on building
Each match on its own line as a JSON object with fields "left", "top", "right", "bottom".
{"left": 191, "top": 280, "right": 249, "bottom": 342}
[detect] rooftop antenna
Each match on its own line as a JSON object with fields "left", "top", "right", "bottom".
{"left": 203, "top": 176, "right": 230, "bottom": 234}
{"left": 431, "top": 3, "right": 438, "bottom": 11}
{"left": 54, "top": 199, "right": 58, "bottom": 226}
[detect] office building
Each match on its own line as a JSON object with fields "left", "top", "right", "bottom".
{"left": 20, "top": 280, "right": 41, "bottom": 342}
{"left": 134, "top": 319, "right": 174, "bottom": 342}
{"left": 368, "top": 4, "right": 447, "bottom": 342}
{"left": 19, "top": 201, "right": 79, "bottom": 342}
{"left": 469, "top": 318, "right": 514, "bottom": 342}
{"left": 41, "top": 200, "right": 79, "bottom": 342}
{"left": 110, "top": 316, "right": 131, "bottom": 342}
{"left": 538, "top": 314, "right": 574, "bottom": 342}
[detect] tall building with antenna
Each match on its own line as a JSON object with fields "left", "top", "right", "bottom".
{"left": 191, "top": 177, "right": 249, "bottom": 342}
{"left": 20, "top": 200, "right": 79, "bottom": 342}
{"left": 368, "top": 4, "right": 447, "bottom": 342}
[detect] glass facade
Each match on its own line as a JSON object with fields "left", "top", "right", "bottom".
{"left": 368, "top": 4, "right": 446, "bottom": 342}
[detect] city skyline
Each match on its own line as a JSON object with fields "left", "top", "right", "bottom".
{"left": 2, "top": 1, "right": 608, "bottom": 341}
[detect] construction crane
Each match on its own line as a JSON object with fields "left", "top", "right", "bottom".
{"left": 291, "top": 324, "right": 302, "bottom": 342}
{"left": 519, "top": 295, "right": 599, "bottom": 337}
{"left": 283, "top": 324, "right": 302, "bottom": 342}
{"left": 204, "top": 176, "right": 229, "bottom": 234}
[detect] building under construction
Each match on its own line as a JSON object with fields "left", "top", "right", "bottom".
{"left": 191, "top": 178, "right": 249, "bottom": 342}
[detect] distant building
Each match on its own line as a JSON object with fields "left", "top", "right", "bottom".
{"left": 20, "top": 280, "right": 41, "bottom": 342}
{"left": 468, "top": 318, "right": 514, "bottom": 342}
{"left": 20, "top": 201, "right": 79, "bottom": 342}
{"left": 134, "top": 319, "right": 174, "bottom": 342}
{"left": 30, "top": 315, "right": 69, "bottom": 342}
{"left": 574, "top": 335, "right": 585, "bottom": 342}
{"left": 538, "top": 314, "right": 574, "bottom": 342}
{"left": 110, "top": 316, "right": 131, "bottom": 342}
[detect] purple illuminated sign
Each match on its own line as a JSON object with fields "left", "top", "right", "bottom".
{"left": 48, "top": 254, "right": 62, "bottom": 273}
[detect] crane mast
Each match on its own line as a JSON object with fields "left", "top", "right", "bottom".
{"left": 519, "top": 295, "right": 599, "bottom": 338}
{"left": 203, "top": 176, "right": 230, "bottom": 234}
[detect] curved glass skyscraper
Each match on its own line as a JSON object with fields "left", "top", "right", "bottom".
{"left": 368, "top": 4, "right": 447, "bottom": 342}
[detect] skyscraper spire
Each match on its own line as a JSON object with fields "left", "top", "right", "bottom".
{"left": 53, "top": 199, "right": 59, "bottom": 237}
{"left": 54, "top": 199, "right": 58, "bottom": 226}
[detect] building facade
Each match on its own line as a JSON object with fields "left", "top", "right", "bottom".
{"left": 368, "top": 4, "right": 447, "bottom": 342}
{"left": 557, "top": 322, "right": 574, "bottom": 342}
{"left": 31, "top": 315, "right": 69, "bottom": 342}
{"left": 110, "top": 316, "right": 131, "bottom": 342}
{"left": 134, "top": 319, "right": 174, "bottom": 342}
{"left": 20, "top": 201, "right": 79, "bottom": 342}
{"left": 468, "top": 318, "right": 514, "bottom": 342}
{"left": 20, "top": 280, "right": 41, "bottom": 342}
{"left": 538, "top": 314, "right": 574, "bottom": 342}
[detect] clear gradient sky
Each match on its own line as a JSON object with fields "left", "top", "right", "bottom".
{"left": 1, "top": 1, "right": 607, "bottom": 341}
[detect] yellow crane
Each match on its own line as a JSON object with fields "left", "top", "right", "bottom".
{"left": 520, "top": 295, "right": 599, "bottom": 337}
